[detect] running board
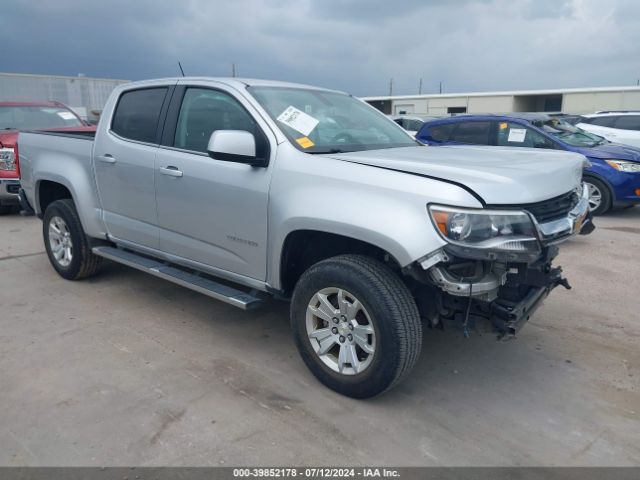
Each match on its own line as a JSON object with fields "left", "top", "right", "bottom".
{"left": 91, "top": 246, "right": 263, "bottom": 310}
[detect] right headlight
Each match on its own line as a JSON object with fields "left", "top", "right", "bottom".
{"left": 605, "top": 159, "right": 640, "bottom": 173}
{"left": 428, "top": 205, "right": 539, "bottom": 253}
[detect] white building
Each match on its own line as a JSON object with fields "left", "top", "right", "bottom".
{"left": 363, "top": 86, "right": 640, "bottom": 116}
{"left": 0, "top": 72, "right": 129, "bottom": 121}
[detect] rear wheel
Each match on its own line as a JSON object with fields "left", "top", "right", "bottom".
{"left": 43, "top": 199, "right": 103, "bottom": 280}
{"left": 584, "top": 177, "right": 611, "bottom": 216}
{"left": 290, "top": 254, "right": 422, "bottom": 398}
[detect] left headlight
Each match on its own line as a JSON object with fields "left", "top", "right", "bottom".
{"left": 428, "top": 205, "right": 539, "bottom": 253}
{"left": 605, "top": 159, "right": 640, "bottom": 173}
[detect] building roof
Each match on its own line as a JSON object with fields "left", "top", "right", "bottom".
{"left": 0, "top": 72, "right": 129, "bottom": 83}
{"left": 362, "top": 85, "right": 640, "bottom": 101}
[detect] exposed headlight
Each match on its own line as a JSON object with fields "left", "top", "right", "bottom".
{"left": 428, "top": 205, "right": 539, "bottom": 253}
{"left": 0, "top": 148, "right": 16, "bottom": 171}
{"left": 605, "top": 159, "right": 640, "bottom": 172}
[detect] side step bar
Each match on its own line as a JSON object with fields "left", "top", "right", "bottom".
{"left": 91, "top": 246, "right": 263, "bottom": 310}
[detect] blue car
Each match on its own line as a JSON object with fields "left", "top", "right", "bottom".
{"left": 416, "top": 113, "right": 640, "bottom": 215}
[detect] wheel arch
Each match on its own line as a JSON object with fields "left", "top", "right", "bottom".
{"left": 583, "top": 173, "right": 615, "bottom": 202}
{"left": 278, "top": 229, "right": 403, "bottom": 296}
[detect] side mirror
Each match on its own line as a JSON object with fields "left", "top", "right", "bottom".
{"left": 207, "top": 130, "right": 266, "bottom": 167}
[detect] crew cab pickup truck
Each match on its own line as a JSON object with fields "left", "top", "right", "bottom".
{"left": 18, "top": 77, "right": 594, "bottom": 398}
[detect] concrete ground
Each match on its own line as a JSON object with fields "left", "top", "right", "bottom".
{"left": 0, "top": 208, "right": 638, "bottom": 467}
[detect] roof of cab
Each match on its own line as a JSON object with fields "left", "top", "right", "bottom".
{"left": 424, "top": 112, "right": 552, "bottom": 124}
{"left": 119, "top": 77, "right": 345, "bottom": 94}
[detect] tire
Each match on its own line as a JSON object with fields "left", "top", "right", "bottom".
{"left": 583, "top": 177, "right": 611, "bottom": 216}
{"left": 42, "top": 199, "right": 103, "bottom": 280}
{"left": 290, "top": 254, "right": 422, "bottom": 398}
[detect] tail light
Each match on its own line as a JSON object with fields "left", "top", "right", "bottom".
{"left": 0, "top": 144, "right": 19, "bottom": 178}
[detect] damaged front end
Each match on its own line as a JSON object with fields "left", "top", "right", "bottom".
{"left": 407, "top": 184, "right": 594, "bottom": 338}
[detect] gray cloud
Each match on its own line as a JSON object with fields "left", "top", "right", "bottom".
{"left": 1, "top": 0, "right": 638, "bottom": 96}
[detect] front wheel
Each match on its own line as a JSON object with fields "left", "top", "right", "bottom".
{"left": 43, "top": 199, "right": 103, "bottom": 280}
{"left": 290, "top": 255, "right": 422, "bottom": 398}
{"left": 584, "top": 177, "right": 611, "bottom": 216}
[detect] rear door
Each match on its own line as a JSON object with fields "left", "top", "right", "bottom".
{"left": 154, "top": 81, "right": 276, "bottom": 281}
{"left": 93, "top": 85, "right": 173, "bottom": 248}
{"left": 611, "top": 115, "right": 640, "bottom": 147}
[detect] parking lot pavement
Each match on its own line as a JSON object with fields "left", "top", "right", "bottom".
{"left": 0, "top": 209, "right": 638, "bottom": 467}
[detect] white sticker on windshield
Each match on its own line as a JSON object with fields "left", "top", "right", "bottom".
{"left": 57, "top": 111, "right": 77, "bottom": 120}
{"left": 276, "top": 106, "right": 319, "bottom": 137}
{"left": 508, "top": 128, "right": 527, "bottom": 143}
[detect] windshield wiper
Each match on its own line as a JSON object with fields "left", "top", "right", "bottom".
{"left": 306, "top": 148, "right": 348, "bottom": 154}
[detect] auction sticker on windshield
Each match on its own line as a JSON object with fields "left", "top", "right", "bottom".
{"left": 57, "top": 111, "right": 77, "bottom": 120}
{"left": 508, "top": 128, "right": 527, "bottom": 143}
{"left": 277, "top": 106, "right": 319, "bottom": 136}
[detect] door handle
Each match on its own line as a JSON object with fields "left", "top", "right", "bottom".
{"left": 97, "top": 154, "right": 116, "bottom": 164}
{"left": 159, "top": 166, "right": 183, "bottom": 177}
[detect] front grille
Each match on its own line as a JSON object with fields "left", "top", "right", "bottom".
{"left": 6, "top": 184, "right": 20, "bottom": 194}
{"left": 489, "top": 190, "right": 579, "bottom": 223}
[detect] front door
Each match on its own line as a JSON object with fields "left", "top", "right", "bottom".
{"left": 154, "top": 84, "right": 275, "bottom": 281}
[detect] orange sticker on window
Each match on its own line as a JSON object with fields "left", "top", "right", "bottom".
{"left": 499, "top": 122, "right": 508, "bottom": 130}
{"left": 296, "top": 137, "right": 315, "bottom": 148}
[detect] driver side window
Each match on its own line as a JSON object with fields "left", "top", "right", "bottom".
{"left": 495, "top": 122, "right": 555, "bottom": 149}
{"left": 174, "top": 88, "right": 267, "bottom": 157}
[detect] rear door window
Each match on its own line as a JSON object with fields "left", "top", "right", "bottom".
{"left": 427, "top": 123, "right": 455, "bottom": 142}
{"left": 450, "top": 121, "right": 492, "bottom": 145}
{"left": 111, "top": 88, "right": 168, "bottom": 144}
{"left": 613, "top": 115, "right": 640, "bottom": 131}
{"left": 587, "top": 116, "right": 618, "bottom": 127}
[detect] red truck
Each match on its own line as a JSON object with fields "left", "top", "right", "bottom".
{"left": 0, "top": 101, "right": 96, "bottom": 214}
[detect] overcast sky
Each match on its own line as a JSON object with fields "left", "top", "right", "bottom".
{"left": 2, "top": 0, "right": 638, "bottom": 96}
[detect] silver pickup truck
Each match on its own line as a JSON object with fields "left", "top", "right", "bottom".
{"left": 18, "top": 77, "right": 593, "bottom": 397}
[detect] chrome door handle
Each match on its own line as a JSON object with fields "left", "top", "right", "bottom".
{"left": 159, "top": 166, "right": 183, "bottom": 177}
{"left": 97, "top": 154, "right": 116, "bottom": 164}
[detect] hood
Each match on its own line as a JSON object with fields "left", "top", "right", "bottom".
{"left": 0, "top": 125, "right": 95, "bottom": 148}
{"left": 572, "top": 142, "right": 640, "bottom": 162}
{"left": 328, "top": 145, "right": 584, "bottom": 205}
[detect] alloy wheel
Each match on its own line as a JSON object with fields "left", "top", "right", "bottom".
{"left": 48, "top": 216, "right": 73, "bottom": 267}
{"left": 306, "top": 287, "right": 376, "bottom": 375}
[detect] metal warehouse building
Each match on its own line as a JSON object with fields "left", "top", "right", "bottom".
{"left": 363, "top": 86, "right": 640, "bottom": 116}
{"left": 0, "top": 72, "right": 129, "bottom": 121}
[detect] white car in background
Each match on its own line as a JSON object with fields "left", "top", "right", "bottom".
{"left": 389, "top": 115, "right": 441, "bottom": 137}
{"left": 577, "top": 111, "right": 640, "bottom": 148}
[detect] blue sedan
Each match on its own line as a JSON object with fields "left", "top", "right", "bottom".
{"left": 416, "top": 113, "right": 640, "bottom": 215}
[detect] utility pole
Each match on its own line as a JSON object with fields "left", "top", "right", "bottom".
{"left": 232, "top": 63, "right": 236, "bottom": 77}
{"left": 419, "top": 78, "right": 423, "bottom": 95}
{"left": 439, "top": 81, "right": 442, "bottom": 94}
{"left": 389, "top": 78, "right": 393, "bottom": 96}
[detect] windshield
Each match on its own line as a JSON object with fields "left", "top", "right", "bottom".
{"left": 248, "top": 86, "right": 417, "bottom": 153}
{"left": 0, "top": 106, "right": 84, "bottom": 130}
{"left": 540, "top": 118, "right": 604, "bottom": 147}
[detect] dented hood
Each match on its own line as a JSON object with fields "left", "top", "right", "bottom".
{"left": 328, "top": 145, "right": 585, "bottom": 204}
